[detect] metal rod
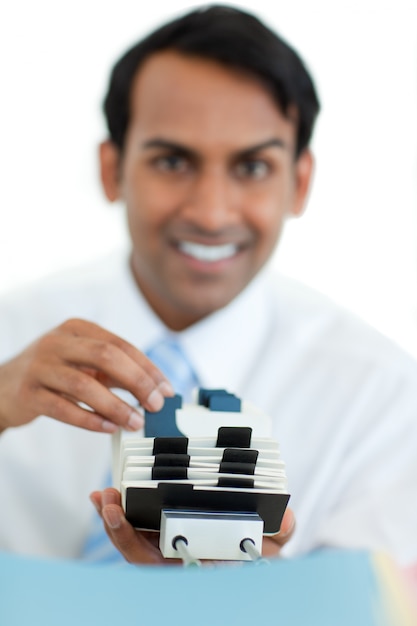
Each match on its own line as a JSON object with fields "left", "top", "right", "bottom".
{"left": 172, "top": 536, "right": 201, "bottom": 567}
{"left": 241, "top": 538, "right": 269, "bottom": 564}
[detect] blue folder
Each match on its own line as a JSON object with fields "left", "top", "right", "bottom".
{"left": 0, "top": 549, "right": 414, "bottom": 626}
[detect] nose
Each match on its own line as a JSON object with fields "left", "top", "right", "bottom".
{"left": 180, "top": 167, "right": 239, "bottom": 232}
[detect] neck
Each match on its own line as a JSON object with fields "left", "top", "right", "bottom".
{"left": 129, "top": 256, "right": 205, "bottom": 331}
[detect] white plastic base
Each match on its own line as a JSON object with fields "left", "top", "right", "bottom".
{"left": 159, "top": 510, "right": 264, "bottom": 561}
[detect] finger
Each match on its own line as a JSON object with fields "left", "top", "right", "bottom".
{"left": 276, "top": 507, "right": 296, "bottom": 544}
{"left": 58, "top": 319, "right": 174, "bottom": 393}
{"left": 41, "top": 365, "right": 144, "bottom": 430}
{"left": 57, "top": 334, "right": 173, "bottom": 412}
{"left": 37, "top": 388, "right": 120, "bottom": 433}
{"left": 91, "top": 488, "right": 125, "bottom": 516}
{"left": 89, "top": 491, "right": 103, "bottom": 515}
{"left": 262, "top": 508, "right": 295, "bottom": 556}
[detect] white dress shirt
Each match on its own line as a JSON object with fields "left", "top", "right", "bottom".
{"left": 1, "top": 249, "right": 417, "bottom": 565}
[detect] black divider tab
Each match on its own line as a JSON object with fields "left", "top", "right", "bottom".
{"left": 152, "top": 467, "right": 188, "bottom": 480}
{"left": 153, "top": 437, "right": 189, "bottom": 455}
{"left": 219, "top": 461, "right": 256, "bottom": 475}
{"left": 218, "top": 477, "right": 254, "bottom": 489}
{"left": 222, "top": 448, "right": 259, "bottom": 464}
{"left": 216, "top": 427, "right": 252, "bottom": 448}
{"left": 125, "top": 484, "right": 290, "bottom": 534}
{"left": 154, "top": 453, "right": 190, "bottom": 467}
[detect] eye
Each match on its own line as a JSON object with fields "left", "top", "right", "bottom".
{"left": 233, "top": 159, "right": 271, "bottom": 181}
{"left": 152, "top": 154, "right": 190, "bottom": 174}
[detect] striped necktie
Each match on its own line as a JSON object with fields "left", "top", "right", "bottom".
{"left": 81, "top": 338, "right": 199, "bottom": 563}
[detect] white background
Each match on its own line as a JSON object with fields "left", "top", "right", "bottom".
{"left": 0, "top": 1, "right": 416, "bottom": 354}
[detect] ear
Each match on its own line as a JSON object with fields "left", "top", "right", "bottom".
{"left": 289, "top": 149, "right": 314, "bottom": 217}
{"left": 99, "top": 140, "right": 122, "bottom": 202}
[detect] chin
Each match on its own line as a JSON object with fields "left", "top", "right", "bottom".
{"left": 177, "top": 287, "right": 243, "bottom": 322}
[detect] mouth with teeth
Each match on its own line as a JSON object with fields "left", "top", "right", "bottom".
{"left": 177, "top": 241, "right": 241, "bottom": 264}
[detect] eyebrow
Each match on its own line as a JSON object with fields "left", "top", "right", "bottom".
{"left": 237, "top": 138, "right": 287, "bottom": 159}
{"left": 140, "top": 137, "right": 288, "bottom": 160}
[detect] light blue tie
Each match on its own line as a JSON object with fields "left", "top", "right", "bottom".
{"left": 146, "top": 338, "right": 199, "bottom": 404}
{"left": 81, "top": 338, "right": 198, "bottom": 564}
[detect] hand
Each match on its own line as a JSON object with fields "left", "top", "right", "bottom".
{"left": 90, "top": 487, "right": 295, "bottom": 565}
{"left": 90, "top": 488, "right": 179, "bottom": 565}
{"left": 0, "top": 318, "right": 174, "bottom": 433}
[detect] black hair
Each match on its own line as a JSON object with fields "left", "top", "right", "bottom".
{"left": 103, "top": 4, "right": 320, "bottom": 157}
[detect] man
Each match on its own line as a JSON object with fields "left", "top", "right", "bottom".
{"left": 0, "top": 5, "right": 416, "bottom": 567}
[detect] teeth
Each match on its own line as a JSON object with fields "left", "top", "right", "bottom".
{"left": 178, "top": 241, "right": 238, "bottom": 262}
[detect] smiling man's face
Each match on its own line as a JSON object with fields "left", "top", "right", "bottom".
{"left": 100, "top": 51, "right": 313, "bottom": 330}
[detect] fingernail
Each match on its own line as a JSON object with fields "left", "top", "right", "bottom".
{"left": 158, "top": 381, "right": 175, "bottom": 396}
{"left": 101, "top": 420, "right": 119, "bottom": 433}
{"left": 146, "top": 388, "right": 164, "bottom": 412}
{"left": 103, "top": 507, "right": 122, "bottom": 530}
{"left": 89, "top": 494, "right": 101, "bottom": 515}
{"left": 127, "top": 410, "right": 144, "bottom": 431}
